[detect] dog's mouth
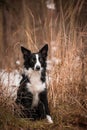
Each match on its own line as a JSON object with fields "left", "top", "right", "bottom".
{"left": 36, "top": 66, "right": 40, "bottom": 71}
{"left": 34, "top": 65, "right": 41, "bottom": 71}
{"left": 34, "top": 67, "right": 44, "bottom": 72}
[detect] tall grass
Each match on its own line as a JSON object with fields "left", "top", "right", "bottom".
{"left": 0, "top": 0, "right": 87, "bottom": 129}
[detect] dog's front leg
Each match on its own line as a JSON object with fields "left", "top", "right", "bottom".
{"left": 39, "top": 90, "right": 53, "bottom": 123}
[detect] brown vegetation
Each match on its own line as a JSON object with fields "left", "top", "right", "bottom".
{"left": 0, "top": 0, "right": 87, "bottom": 130}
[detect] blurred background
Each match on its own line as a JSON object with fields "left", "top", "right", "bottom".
{"left": 0, "top": 0, "right": 86, "bottom": 68}
{"left": 0, "top": 0, "right": 87, "bottom": 130}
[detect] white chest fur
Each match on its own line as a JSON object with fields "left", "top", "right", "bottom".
{"left": 26, "top": 68, "right": 46, "bottom": 107}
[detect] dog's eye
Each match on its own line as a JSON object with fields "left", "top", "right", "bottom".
{"left": 31, "top": 58, "right": 36, "bottom": 63}
{"left": 39, "top": 57, "right": 43, "bottom": 62}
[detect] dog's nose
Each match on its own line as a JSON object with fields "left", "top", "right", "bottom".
{"left": 36, "top": 65, "right": 40, "bottom": 71}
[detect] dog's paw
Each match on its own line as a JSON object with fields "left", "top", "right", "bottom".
{"left": 46, "top": 115, "right": 53, "bottom": 124}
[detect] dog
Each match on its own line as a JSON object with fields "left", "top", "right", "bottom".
{"left": 16, "top": 44, "right": 53, "bottom": 123}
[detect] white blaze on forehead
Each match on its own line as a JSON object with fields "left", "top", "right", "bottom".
{"left": 34, "top": 54, "right": 41, "bottom": 69}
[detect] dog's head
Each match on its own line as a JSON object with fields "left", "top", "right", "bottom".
{"left": 21, "top": 44, "right": 48, "bottom": 71}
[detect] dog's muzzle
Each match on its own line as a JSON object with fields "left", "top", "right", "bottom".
{"left": 35, "top": 65, "right": 40, "bottom": 71}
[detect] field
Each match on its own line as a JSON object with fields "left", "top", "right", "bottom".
{"left": 0, "top": 0, "right": 87, "bottom": 130}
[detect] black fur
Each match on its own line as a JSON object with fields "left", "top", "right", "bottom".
{"left": 16, "top": 44, "right": 51, "bottom": 120}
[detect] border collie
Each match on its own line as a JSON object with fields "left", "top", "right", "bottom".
{"left": 16, "top": 44, "right": 53, "bottom": 123}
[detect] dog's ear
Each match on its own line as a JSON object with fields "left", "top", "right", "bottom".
{"left": 39, "top": 44, "right": 48, "bottom": 58}
{"left": 21, "top": 46, "right": 31, "bottom": 60}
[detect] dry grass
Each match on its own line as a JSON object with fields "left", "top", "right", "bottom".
{"left": 0, "top": 0, "right": 87, "bottom": 130}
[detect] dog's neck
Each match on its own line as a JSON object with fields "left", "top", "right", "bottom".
{"left": 23, "top": 67, "right": 46, "bottom": 83}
